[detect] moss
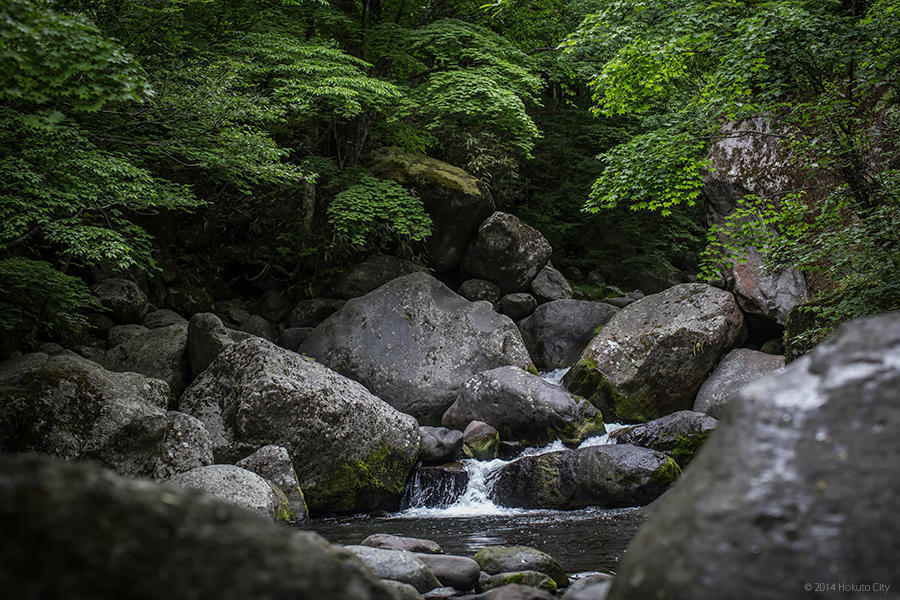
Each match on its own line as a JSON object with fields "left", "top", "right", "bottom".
{"left": 308, "top": 444, "right": 411, "bottom": 513}
{"left": 559, "top": 410, "right": 605, "bottom": 447}
{"left": 497, "top": 572, "right": 557, "bottom": 592}
{"left": 267, "top": 483, "right": 294, "bottom": 522}
{"left": 564, "top": 362, "right": 656, "bottom": 423}
{"left": 570, "top": 283, "right": 606, "bottom": 300}
{"left": 668, "top": 431, "right": 712, "bottom": 467}
{"left": 370, "top": 149, "right": 483, "bottom": 197}
{"left": 463, "top": 432, "right": 499, "bottom": 460}
{"left": 649, "top": 455, "right": 682, "bottom": 487}
{"left": 526, "top": 363, "right": 539, "bottom": 376}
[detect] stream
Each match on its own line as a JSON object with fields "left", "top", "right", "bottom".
{"left": 302, "top": 368, "right": 647, "bottom": 576}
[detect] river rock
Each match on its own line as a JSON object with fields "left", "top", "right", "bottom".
{"left": 499, "top": 293, "right": 537, "bottom": 320}
{"left": 169, "top": 464, "right": 292, "bottom": 521}
{"left": 530, "top": 265, "right": 572, "bottom": 303}
{"left": 693, "top": 348, "right": 785, "bottom": 418}
{"left": 301, "top": 272, "right": 533, "bottom": 424}
{"left": 288, "top": 298, "right": 347, "bottom": 328}
{"left": 0, "top": 454, "right": 393, "bottom": 599}
{"left": 369, "top": 148, "right": 494, "bottom": 272}
{"left": 463, "top": 421, "right": 500, "bottom": 460}
{"left": 179, "top": 338, "right": 420, "bottom": 512}
{"left": 608, "top": 312, "right": 900, "bottom": 600}
{"left": 563, "top": 283, "right": 745, "bottom": 422}
{"left": 442, "top": 367, "right": 604, "bottom": 446}
{"left": 462, "top": 212, "right": 552, "bottom": 293}
{"left": 490, "top": 445, "right": 680, "bottom": 510}
{"left": 362, "top": 534, "right": 443, "bottom": 554}
{"left": 413, "top": 553, "right": 481, "bottom": 591}
{"left": 420, "top": 426, "right": 464, "bottom": 464}
{"left": 381, "top": 580, "right": 425, "bottom": 600}
{"left": 237, "top": 314, "right": 277, "bottom": 342}
{"left": 344, "top": 545, "right": 442, "bottom": 593}
{"left": 561, "top": 575, "right": 614, "bottom": 600}
{"left": 459, "top": 279, "right": 502, "bottom": 305}
{"left": 482, "top": 571, "right": 557, "bottom": 593}
{"left": 517, "top": 300, "right": 619, "bottom": 371}
{"left": 0, "top": 351, "right": 168, "bottom": 477}
{"left": 402, "top": 464, "right": 469, "bottom": 508}
{"left": 474, "top": 546, "right": 568, "bottom": 588}
{"left": 610, "top": 411, "right": 718, "bottom": 467}
{"left": 237, "top": 444, "right": 308, "bottom": 520}
{"left": 107, "top": 323, "right": 149, "bottom": 347}
{"left": 153, "top": 410, "right": 214, "bottom": 479}
{"left": 214, "top": 298, "right": 252, "bottom": 326}
{"left": 471, "top": 584, "right": 556, "bottom": 599}
{"left": 92, "top": 278, "right": 148, "bottom": 324}
{"left": 187, "top": 312, "right": 234, "bottom": 378}
{"left": 102, "top": 323, "right": 189, "bottom": 398}
{"left": 336, "top": 255, "right": 424, "bottom": 299}
{"left": 143, "top": 308, "right": 187, "bottom": 328}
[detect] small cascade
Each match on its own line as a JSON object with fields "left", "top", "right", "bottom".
{"left": 401, "top": 464, "right": 468, "bottom": 509}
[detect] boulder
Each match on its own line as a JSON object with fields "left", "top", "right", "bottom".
{"left": 608, "top": 312, "right": 900, "bottom": 600}
{"left": 419, "top": 426, "right": 464, "bottom": 464}
{"left": 482, "top": 572, "right": 556, "bottom": 593}
{"left": 214, "top": 298, "right": 251, "bottom": 326}
{"left": 499, "top": 293, "right": 537, "bottom": 321}
{"left": 610, "top": 410, "right": 718, "bottom": 467}
{"left": 344, "top": 545, "right": 442, "bottom": 593}
{"left": 562, "top": 266, "right": 584, "bottom": 282}
{"left": 727, "top": 250, "right": 808, "bottom": 324}
{"left": 107, "top": 323, "right": 149, "bottom": 348}
{"left": 258, "top": 289, "right": 292, "bottom": 323}
{"left": 0, "top": 454, "right": 393, "bottom": 599}
{"left": 335, "top": 255, "right": 424, "bottom": 299}
{"left": 693, "top": 348, "right": 785, "bottom": 418}
{"left": 187, "top": 312, "right": 235, "bottom": 379}
{"left": 166, "top": 283, "right": 213, "bottom": 316}
{"left": 143, "top": 308, "right": 187, "bottom": 328}
{"left": 237, "top": 314, "right": 277, "bottom": 342}
{"left": 91, "top": 278, "right": 148, "bottom": 324}
{"left": 459, "top": 279, "right": 502, "bottom": 305}
{"left": 287, "top": 297, "right": 346, "bottom": 328}
{"left": 471, "top": 584, "right": 556, "bottom": 600}
{"left": 463, "top": 421, "right": 499, "bottom": 461}
{"left": 361, "top": 534, "right": 443, "bottom": 554}
{"left": 381, "top": 580, "right": 425, "bottom": 600}
{"left": 462, "top": 212, "right": 552, "bottom": 294}
{"left": 474, "top": 546, "right": 568, "bottom": 588}
{"left": 237, "top": 444, "right": 308, "bottom": 521}
{"left": 102, "top": 323, "right": 189, "bottom": 398}
{"left": 169, "top": 464, "right": 293, "bottom": 522}
{"left": 179, "top": 338, "right": 420, "bottom": 513}
{"left": 563, "top": 284, "right": 745, "bottom": 422}
{"left": 530, "top": 265, "right": 572, "bottom": 304}
{"left": 442, "top": 367, "right": 605, "bottom": 446}
{"left": 401, "top": 463, "right": 469, "bottom": 509}
{"left": 277, "top": 326, "right": 314, "bottom": 352}
{"left": 301, "top": 272, "right": 533, "bottom": 424}
{"left": 490, "top": 445, "right": 680, "bottom": 510}
{"left": 517, "top": 300, "right": 618, "bottom": 371}
{"left": 153, "top": 410, "right": 214, "bottom": 479}
{"left": 369, "top": 148, "right": 494, "bottom": 271}
{"left": 0, "top": 351, "right": 168, "bottom": 477}
{"left": 412, "top": 553, "right": 481, "bottom": 591}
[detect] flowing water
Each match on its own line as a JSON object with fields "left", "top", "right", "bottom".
{"left": 302, "top": 368, "right": 647, "bottom": 575}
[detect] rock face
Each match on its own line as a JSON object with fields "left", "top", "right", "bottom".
{"left": 92, "top": 278, "right": 149, "bottom": 323}
{"left": 563, "top": 284, "right": 745, "bottom": 422}
{"left": 490, "top": 445, "right": 680, "bottom": 510}
{"left": 102, "top": 323, "right": 189, "bottom": 398}
{"left": 0, "top": 454, "right": 393, "bottom": 599}
{"left": 462, "top": 212, "right": 552, "bottom": 294}
{"left": 344, "top": 545, "right": 442, "bottom": 593}
{"left": 179, "top": 338, "right": 420, "bottom": 513}
{"left": 442, "top": 367, "right": 604, "bottom": 446}
{"left": 236, "top": 444, "right": 308, "bottom": 520}
{"left": 169, "top": 464, "right": 293, "bottom": 521}
{"left": 610, "top": 411, "right": 718, "bottom": 467}
{"left": 0, "top": 352, "right": 168, "bottom": 477}
{"left": 693, "top": 348, "right": 785, "bottom": 418}
{"left": 369, "top": 148, "right": 494, "bottom": 272}
{"left": 530, "top": 265, "right": 572, "bottom": 304}
{"left": 517, "top": 300, "right": 619, "bottom": 371}
{"left": 301, "top": 272, "right": 533, "bottom": 424}
{"left": 153, "top": 410, "right": 214, "bottom": 479}
{"left": 335, "top": 255, "right": 423, "bottom": 299}
{"left": 608, "top": 313, "right": 900, "bottom": 600}
{"left": 187, "top": 312, "right": 234, "bottom": 379}
{"left": 419, "top": 426, "right": 464, "bottom": 464}
{"left": 474, "top": 546, "right": 568, "bottom": 588}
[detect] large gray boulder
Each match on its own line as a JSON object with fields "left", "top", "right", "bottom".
{"left": 301, "top": 272, "right": 534, "bottom": 424}
{"left": 335, "top": 255, "right": 423, "bottom": 299}
{"left": 693, "top": 348, "right": 785, "bottom": 418}
{"left": 563, "top": 284, "right": 745, "bottom": 422}
{"left": 610, "top": 410, "right": 718, "bottom": 467}
{"left": 169, "top": 464, "right": 293, "bottom": 521}
{"left": 187, "top": 312, "right": 234, "bottom": 379}
{"left": 498, "top": 293, "right": 537, "bottom": 321}
{"left": 490, "top": 445, "right": 680, "bottom": 510}
{"left": 102, "top": 323, "right": 189, "bottom": 398}
{"left": 419, "top": 426, "right": 463, "bottom": 464}
{"left": 474, "top": 546, "right": 568, "bottom": 588}
{"left": 442, "top": 367, "right": 605, "bottom": 446}
{"left": 153, "top": 410, "right": 214, "bottom": 479}
{"left": 0, "top": 352, "right": 168, "bottom": 477}
{"left": 517, "top": 300, "right": 619, "bottom": 370}
{"left": 91, "top": 278, "right": 148, "bottom": 324}
{"left": 530, "top": 265, "right": 572, "bottom": 303}
{"left": 179, "top": 338, "right": 420, "bottom": 513}
{"left": 413, "top": 553, "right": 481, "bottom": 591}
{"left": 458, "top": 279, "right": 502, "bottom": 305}
{"left": 608, "top": 312, "right": 900, "bottom": 600}
{"left": 361, "top": 534, "right": 443, "bottom": 554}
{"left": 462, "top": 212, "right": 552, "bottom": 294}
{"left": 0, "top": 454, "right": 393, "bottom": 599}
{"left": 236, "top": 444, "right": 308, "bottom": 520}
{"left": 344, "top": 545, "right": 442, "bottom": 593}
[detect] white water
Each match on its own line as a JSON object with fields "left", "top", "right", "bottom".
{"left": 399, "top": 368, "right": 626, "bottom": 518}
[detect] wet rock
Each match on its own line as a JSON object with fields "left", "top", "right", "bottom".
{"left": 0, "top": 454, "right": 392, "bottom": 599}
{"left": 471, "top": 584, "right": 556, "bottom": 599}
{"left": 362, "top": 534, "right": 443, "bottom": 555}
{"left": 463, "top": 421, "right": 499, "bottom": 461}
{"left": 490, "top": 445, "right": 679, "bottom": 510}
{"left": 237, "top": 444, "right": 308, "bottom": 521}
{"left": 0, "top": 351, "right": 168, "bottom": 476}
{"left": 474, "top": 546, "right": 568, "bottom": 588}
{"left": 344, "top": 545, "right": 442, "bottom": 593}
{"left": 563, "top": 283, "right": 745, "bottom": 422}
{"left": 608, "top": 312, "right": 900, "bottom": 600}
{"left": 459, "top": 279, "right": 502, "bottom": 305}
{"left": 530, "top": 265, "right": 573, "bottom": 304}
{"left": 443, "top": 367, "right": 604, "bottom": 446}
{"left": 610, "top": 411, "right": 718, "bottom": 467}
{"left": 153, "top": 410, "right": 214, "bottom": 479}
{"left": 462, "top": 212, "right": 552, "bottom": 294}
{"left": 413, "top": 553, "right": 481, "bottom": 591}
{"left": 187, "top": 312, "right": 234, "bottom": 379}
{"left": 517, "top": 300, "right": 618, "bottom": 371}
{"left": 143, "top": 308, "right": 187, "bottom": 329}
{"left": 402, "top": 464, "right": 469, "bottom": 509}
{"left": 336, "top": 255, "right": 424, "bottom": 299}
{"left": 482, "top": 571, "right": 556, "bottom": 593}
{"left": 169, "top": 464, "right": 292, "bottom": 521}
{"left": 180, "top": 338, "right": 420, "bottom": 513}
{"left": 287, "top": 297, "right": 346, "bottom": 328}
{"left": 237, "top": 314, "right": 277, "bottom": 342}
{"left": 499, "top": 293, "right": 537, "bottom": 321}
{"left": 302, "top": 272, "right": 533, "bottom": 424}
{"left": 693, "top": 348, "right": 785, "bottom": 418}
{"left": 420, "top": 426, "right": 464, "bottom": 464}
{"left": 561, "top": 575, "right": 614, "bottom": 600}
{"left": 92, "top": 278, "right": 148, "bottom": 324}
